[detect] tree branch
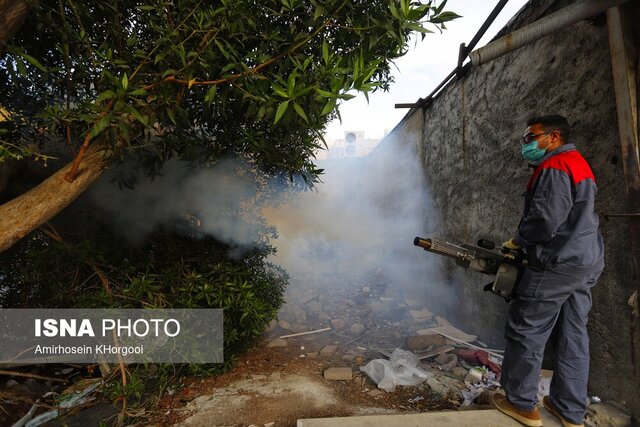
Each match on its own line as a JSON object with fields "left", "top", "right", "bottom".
{"left": 0, "top": 142, "right": 111, "bottom": 252}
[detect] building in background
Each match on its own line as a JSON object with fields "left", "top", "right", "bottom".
{"left": 325, "top": 131, "right": 381, "bottom": 159}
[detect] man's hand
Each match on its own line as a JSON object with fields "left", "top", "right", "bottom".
{"left": 502, "top": 238, "right": 521, "bottom": 251}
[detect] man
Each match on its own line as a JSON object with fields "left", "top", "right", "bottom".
{"left": 492, "top": 115, "right": 604, "bottom": 427}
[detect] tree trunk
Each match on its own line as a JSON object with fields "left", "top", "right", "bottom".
{"left": 0, "top": 0, "right": 31, "bottom": 51}
{"left": 0, "top": 144, "right": 111, "bottom": 252}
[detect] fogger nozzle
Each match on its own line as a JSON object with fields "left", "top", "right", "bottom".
{"left": 413, "top": 236, "right": 432, "bottom": 250}
{"left": 414, "top": 236, "right": 473, "bottom": 261}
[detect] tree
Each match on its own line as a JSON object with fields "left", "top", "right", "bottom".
{"left": 0, "top": 0, "right": 457, "bottom": 252}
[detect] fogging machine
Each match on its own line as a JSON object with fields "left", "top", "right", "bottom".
{"left": 413, "top": 236, "right": 526, "bottom": 300}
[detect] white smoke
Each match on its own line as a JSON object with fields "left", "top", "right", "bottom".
{"left": 90, "top": 158, "right": 264, "bottom": 246}
{"left": 88, "top": 133, "right": 452, "bottom": 308}
{"left": 264, "top": 133, "right": 450, "bottom": 304}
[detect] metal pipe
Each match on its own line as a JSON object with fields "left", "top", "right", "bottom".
{"left": 470, "top": 0, "right": 629, "bottom": 67}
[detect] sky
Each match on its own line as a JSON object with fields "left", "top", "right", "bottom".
{"left": 325, "top": 0, "right": 530, "bottom": 142}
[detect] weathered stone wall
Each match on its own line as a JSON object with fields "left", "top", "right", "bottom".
{"left": 380, "top": 4, "right": 640, "bottom": 420}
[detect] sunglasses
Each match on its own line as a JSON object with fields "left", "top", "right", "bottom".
{"left": 521, "top": 132, "right": 551, "bottom": 144}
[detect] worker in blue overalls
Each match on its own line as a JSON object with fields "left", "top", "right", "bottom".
{"left": 493, "top": 115, "right": 605, "bottom": 427}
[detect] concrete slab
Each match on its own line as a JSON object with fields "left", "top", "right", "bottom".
{"left": 297, "top": 408, "right": 564, "bottom": 427}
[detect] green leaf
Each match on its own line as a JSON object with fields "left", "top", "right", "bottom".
{"left": 122, "top": 73, "right": 129, "bottom": 91}
{"left": 18, "top": 52, "right": 47, "bottom": 72}
{"left": 315, "top": 88, "right": 334, "bottom": 98}
{"left": 96, "top": 90, "right": 116, "bottom": 103}
{"left": 435, "top": 0, "right": 448, "bottom": 15}
{"left": 204, "top": 86, "right": 218, "bottom": 103}
{"left": 124, "top": 104, "right": 148, "bottom": 126}
{"left": 287, "top": 71, "right": 296, "bottom": 96}
{"left": 405, "top": 22, "right": 433, "bottom": 33}
{"left": 401, "top": 0, "right": 409, "bottom": 17}
{"left": 16, "top": 58, "right": 26, "bottom": 77}
{"left": 338, "top": 93, "right": 356, "bottom": 100}
{"left": 166, "top": 108, "right": 177, "bottom": 125}
{"left": 389, "top": 1, "right": 400, "bottom": 19}
{"left": 274, "top": 100, "right": 289, "bottom": 124}
{"left": 431, "top": 11, "right": 462, "bottom": 24}
{"left": 88, "top": 114, "right": 112, "bottom": 140}
{"left": 128, "top": 88, "right": 148, "bottom": 97}
{"left": 322, "top": 39, "right": 329, "bottom": 64}
{"left": 292, "top": 102, "right": 308, "bottom": 123}
{"left": 162, "top": 69, "right": 178, "bottom": 79}
{"left": 272, "top": 84, "right": 289, "bottom": 99}
{"left": 321, "top": 98, "right": 336, "bottom": 116}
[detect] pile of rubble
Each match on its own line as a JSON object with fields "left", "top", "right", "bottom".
{"left": 262, "top": 277, "right": 504, "bottom": 408}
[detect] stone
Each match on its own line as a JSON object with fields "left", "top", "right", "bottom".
{"left": 320, "top": 344, "right": 338, "bottom": 358}
{"left": 406, "top": 334, "right": 446, "bottom": 351}
{"left": 350, "top": 323, "right": 366, "bottom": 334}
{"left": 587, "top": 402, "right": 632, "bottom": 427}
{"left": 294, "top": 309, "right": 307, "bottom": 323}
{"left": 362, "top": 286, "right": 370, "bottom": 292}
{"left": 436, "top": 353, "right": 458, "bottom": 371}
{"left": 369, "top": 301, "right": 385, "bottom": 313}
{"left": 308, "top": 302, "right": 323, "bottom": 312}
{"left": 267, "top": 338, "right": 288, "bottom": 348}
{"left": 341, "top": 354, "right": 355, "bottom": 362}
{"left": 331, "top": 319, "right": 346, "bottom": 330}
{"left": 269, "top": 372, "right": 283, "bottom": 380}
{"left": 409, "top": 309, "right": 433, "bottom": 320}
{"left": 305, "top": 352, "right": 318, "bottom": 359}
{"left": 324, "top": 367, "right": 353, "bottom": 381}
{"left": 317, "top": 312, "right": 332, "bottom": 321}
{"left": 355, "top": 356, "right": 366, "bottom": 365}
{"left": 435, "top": 316, "right": 451, "bottom": 327}
{"left": 404, "top": 298, "right": 420, "bottom": 307}
{"left": 452, "top": 367, "right": 468, "bottom": 378}
{"left": 368, "top": 389, "right": 384, "bottom": 397}
{"left": 264, "top": 319, "right": 277, "bottom": 332}
{"left": 427, "top": 377, "right": 450, "bottom": 396}
{"left": 299, "top": 294, "right": 318, "bottom": 305}
{"left": 291, "top": 323, "right": 309, "bottom": 333}
{"left": 278, "top": 320, "right": 292, "bottom": 331}
{"left": 331, "top": 319, "right": 346, "bottom": 331}
{"left": 251, "top": 374, "right": 267, "bottom": 380}
{"left": 264, "top": 423, "right": 275, "bottom": 427}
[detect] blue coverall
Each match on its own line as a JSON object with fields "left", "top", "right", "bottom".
{"left": 500, "top": 143, "right": 604, "bottom": 425}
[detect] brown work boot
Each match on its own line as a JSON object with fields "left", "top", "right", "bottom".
{"left": 543, "top": 396, "right": 585, "bottom": 427}
{"left": 492, "top": 393, "right": 543, "bottom": 427}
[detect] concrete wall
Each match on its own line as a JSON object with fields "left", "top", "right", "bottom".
{"left": 381, "top": 2, "right": 640, "bottom": 419}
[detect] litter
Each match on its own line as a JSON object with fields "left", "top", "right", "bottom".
{"left": 278, "top": 327, "right": 331, "bottom": 339}
{"left": 455, "top": 349, "right": 501, "bottom": 375}
{"left": 24, "top": 379, "right": 102, "bottom": 427}
{"left": 360, "top": 348, "right": 431, "bottom": 392}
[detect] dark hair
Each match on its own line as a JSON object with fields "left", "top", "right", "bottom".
{"left": 526, "top": 114, "right": 570, "bottom": 143}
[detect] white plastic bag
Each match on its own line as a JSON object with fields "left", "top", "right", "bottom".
{"left": 360, "top": 348, "right": 432, "bottom": 391}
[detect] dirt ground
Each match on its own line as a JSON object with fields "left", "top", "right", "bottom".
{"left": 155, "top": 335, "right": 461, "bottom": 427}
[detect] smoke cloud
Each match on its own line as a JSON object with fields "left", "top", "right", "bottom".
{"left": 264, "top": 134, "right": 451, "bottom": 306}
{"left": 89, "top": 133, "right": 453, "bottom": 311}
{"left": 90, "top": 158, "right": 265, "bottom": 246}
